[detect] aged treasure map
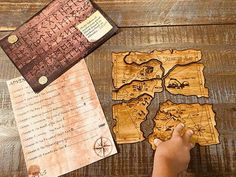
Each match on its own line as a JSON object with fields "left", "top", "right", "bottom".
{"left": 124, "top": 49, "right": 202, "bottom": 75}
{"left": 112, "top": 79, "right": 163, "bottom": 101}
{"left": 7, "top": 60, "right": 117, "bottom": 177}
{"left": 149, "top": 100, "right": 219, "bottom": 150}
{"left": 165, "top": 63, "right": 209, "bottom": 97}
{"left": 0, "top": 0, "right": 117, "bottom": 93}
{"left": 112, "top": 49, "right": 218, "bottom": 146}
{"left": 112, "top": 52, "right": 163, "bottom": 89}
{"left": 113, "top": 94, "right": 152, "bottom": 144}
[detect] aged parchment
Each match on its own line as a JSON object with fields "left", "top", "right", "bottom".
{"left": 7, "top": 60, "right": 117, "bottom": 177}
{"left": 165, "top": 63, "right": 209, "bottom": 97}
{"left": 124, "top": 49, "right": 201, "bottom": 75}
{"left": 149, "top": 100, "right": 219, "bottom": 150}
{"left": 113, "top": 94, "right": 153, "bottom": 144}
{"left": 112, "top": 52, "right": 163, "bottom": 89}
{"left": 112, "top": 79, "right": 163, "bottom": 101}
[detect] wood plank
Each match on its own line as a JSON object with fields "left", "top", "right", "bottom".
{"left": 0, "top": 24, "right": 236, "bottom": 177}
{"left": 0, "top": 32, "right": 10, "bottom": 40}
{"left": 70, "top": 24, "right": 236, "bottom": 177}
{"left": 0, "top": 0, "right": 236, "bottom": 30}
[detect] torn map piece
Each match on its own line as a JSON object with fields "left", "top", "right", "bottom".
{"left": 112, "top": 79, "right": 163, "bottom": 101}
{"left": 149, "top": 100, "right": 219, "bottom": 150}
{"left": 7, "top": 60, "right": 117, "bottom": 177}
{"left": 113, "top": 94, "right": 153, "bottom": 144}
{"left": 125, "top": 50, "right": 202, "bottom": 75}
{"left": 165, "top": 63, "right": 209, "bottom": 97}
{"left": 112, "top": 52, "right": 163, "bottom": 89}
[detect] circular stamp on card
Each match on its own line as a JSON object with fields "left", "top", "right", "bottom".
{"left": 38, "top": 76, "right": 48, "bottom": 85}
{"left": 8, "top": 35, "right": 18, "bottom": 44}
{"left": 94, "top": 137, "right": 113, "bottom": 157}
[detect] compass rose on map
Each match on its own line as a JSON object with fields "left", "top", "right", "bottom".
{"left": 94, "top": 137, "right": 113, "bottom": 157}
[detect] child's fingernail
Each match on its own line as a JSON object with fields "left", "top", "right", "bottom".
{"left": 154, "top": 138, "right": 161, "bottom": 145}
{"left": 180, "top": 123, "right": 185, "bottom": 127}
{"left": 188, "top": 130, "right": 194, "bottom": 135}
{"left": 190, "top": 143, "right": 195, "bottom": 148}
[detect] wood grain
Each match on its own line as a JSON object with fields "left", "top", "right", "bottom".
{"left": 0, "top": 0, "right": 236, "bottom": 30}
{"left": 75, "top": 24, "right": 236, "bottom": 177}
{"left": 0, "top": 14, "right": 235, "bottom": 177}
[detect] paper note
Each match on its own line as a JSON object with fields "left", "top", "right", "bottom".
{"left": 76, "top": 10, "right": 113, "bottom": 42}
{"left": 7, "top": 60, "right": 117, "bottom": 177}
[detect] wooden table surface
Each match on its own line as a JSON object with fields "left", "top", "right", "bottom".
{"left": 0, "top": 0, "right": 236, "bottom": 177}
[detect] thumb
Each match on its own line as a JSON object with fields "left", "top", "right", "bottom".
{"left": 154, "top": 138, "right": 162, "bottom": 147}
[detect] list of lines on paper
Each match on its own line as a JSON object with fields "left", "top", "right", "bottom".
{"left": 7, "top": 60, "right": 116, "bottom": 177}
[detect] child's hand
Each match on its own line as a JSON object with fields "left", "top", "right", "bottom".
{"left": 152, "top": 123, "right": 195, "bottom": 177}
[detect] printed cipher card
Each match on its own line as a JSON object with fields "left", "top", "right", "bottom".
{"left": 1, "top": 0, "right": 117, "bottom": 93}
